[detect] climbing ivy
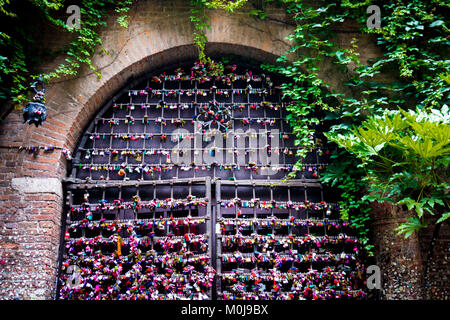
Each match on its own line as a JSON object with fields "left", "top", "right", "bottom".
{"left": 189, "top": 0, "right": 248, "bottom": 71}
{"left": 256, "top": 0, "right": 449, "bottom": 254}
{"left": 0, "top": 0, "right": 133, "bottom": 111}
{"left": 259, "top": 0, "right": 377, "bottom": 254}
{"left": 188, "top": 0, "right": 450, "bottom": 253}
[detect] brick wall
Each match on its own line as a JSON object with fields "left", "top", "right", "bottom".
{"left": 0, "top": 0, "right": 447, "bottom": 300}
{"left": 0, "top": 113, "right": 64, "bottom": 299}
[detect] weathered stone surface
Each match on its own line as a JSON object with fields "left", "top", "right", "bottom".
{"left": 11, "top": 177, "right": 62, "bottom": 197}
{"left": 370, "top": 201, "right": 425, "bottom": 300}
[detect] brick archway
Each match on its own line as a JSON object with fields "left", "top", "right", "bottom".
{"left": 0, "top": 39, "right": 290, "bottom": 299}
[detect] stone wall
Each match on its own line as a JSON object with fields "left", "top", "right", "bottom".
{"left": 370, "top": 202, "right": 425, "bottom": 299}
{"left": 419, "top": 217, "right": 450, "bottom": 299}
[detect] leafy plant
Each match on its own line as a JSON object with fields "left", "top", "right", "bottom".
{"left": 320, "top": 149, "right": 374, "bottom": 254}
{"left": 255, "top": 0, "right": 449, "bottom": 253}
{"left": 189, "top": 0, "right": 248, "bottom": 71}
{"left": 326, "top": 106, "right": 450, "bottom": 237}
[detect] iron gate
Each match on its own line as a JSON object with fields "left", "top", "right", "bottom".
{"left": 57, "top": 61, "right": 366, "bottom": 300}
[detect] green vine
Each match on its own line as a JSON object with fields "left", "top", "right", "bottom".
{"left": 256, "top": 0, "right": 374, "bottom": 254}
{"left": 189, "top": 0, "right": 248, "bottom": 72}
{"left": 190, "top": 0, "right": 211, "bottom": 64}
{"left": 256, "top": 0, "right": 449, "bottom": 255}
{"left": 186, "top": 0, "right": 449, "bottom": 255}
{"left": 0, "top": 0, "right": 134, "bottom": 111}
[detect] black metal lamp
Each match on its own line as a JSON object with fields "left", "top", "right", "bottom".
{"left": 23, "top": 75, "right": 47, "bottom": 127}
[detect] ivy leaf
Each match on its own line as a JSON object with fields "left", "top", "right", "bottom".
{"left": 374, "top": 143, "right": 385, "bottom": 152}
{"left": 437, "top": 212, "right": 450, "bottom": 224}
{"left": 395, "top": 217, "right": 428, "bottom": 238}
{"left": 429, "top": 20, "right": 444, "bottom": 28}
{"left": 335, "top": 50, "right": 352, "bottom": 64}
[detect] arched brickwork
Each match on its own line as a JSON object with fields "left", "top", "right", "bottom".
{"left": 2, "top": 0, "right": 374, "bottom": 180}
{"left": 0, "top": 45, "right": 280, "bottom": 299}
{"left": 0, "top": 0, "right": 297, "bottom": 299}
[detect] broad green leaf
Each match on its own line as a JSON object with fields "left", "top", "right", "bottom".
{"left": 437, "top": 212, "right": 450, "bottom": 224}
{"left": 429, "top": 20, "right": 444, "bottom": 28}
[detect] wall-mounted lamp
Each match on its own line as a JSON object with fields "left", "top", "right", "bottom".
{"left": 23, "top": 75, "right": 47, "bottom": 127}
